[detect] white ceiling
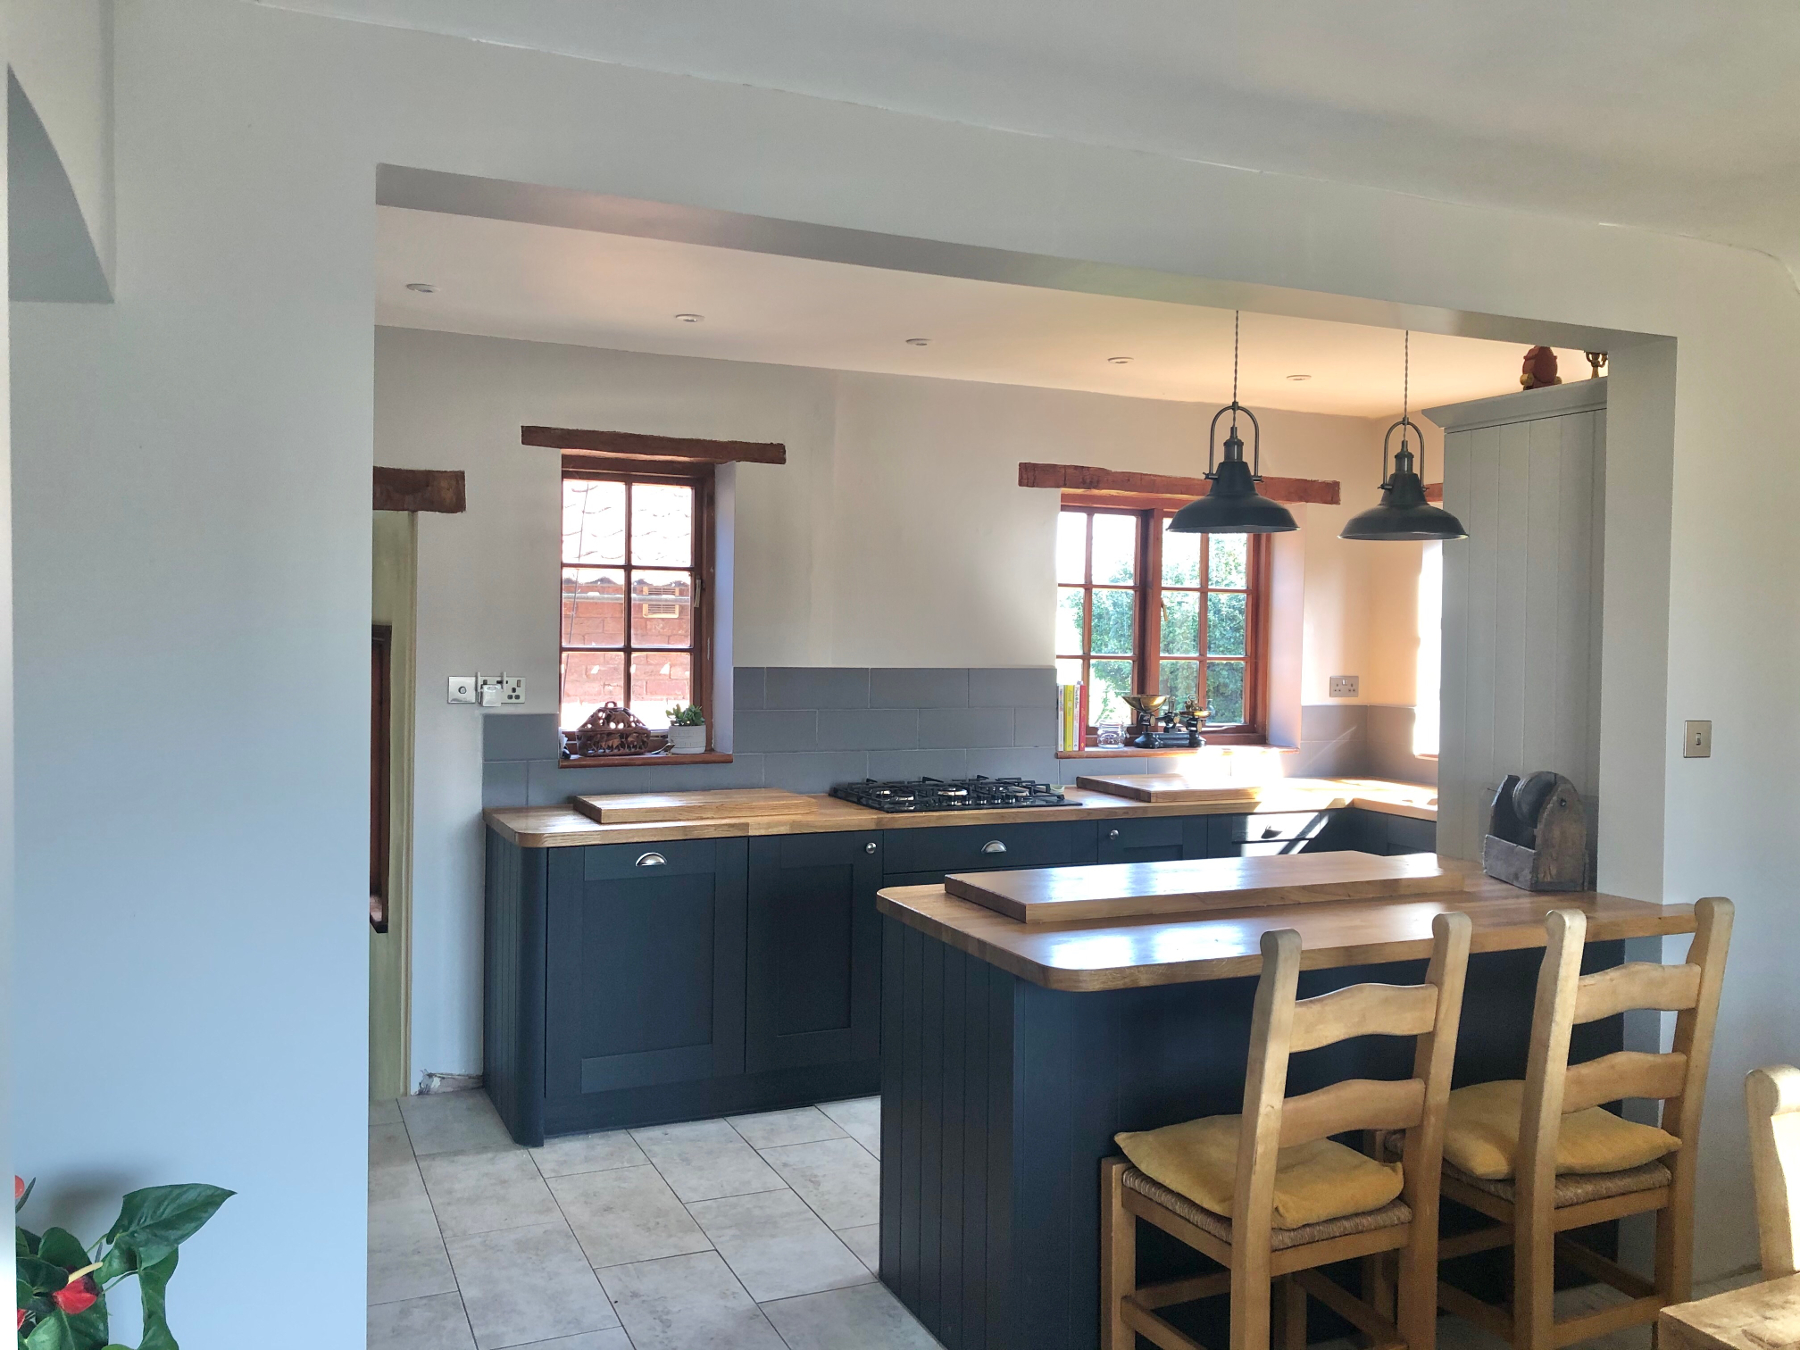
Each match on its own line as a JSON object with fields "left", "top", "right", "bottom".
{"left": 377, "top": 205, "right": 1591, "bottom": 418}
{"left": 275, "top": 0, "right": 1800, "bottom": 273}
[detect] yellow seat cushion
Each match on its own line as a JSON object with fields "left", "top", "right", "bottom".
{"left": 1114, "top": 1114, "right": 1403, "bottom": 1230}
{"left": 1442, "top": 1080, "right": 1680, "bottom": 1181}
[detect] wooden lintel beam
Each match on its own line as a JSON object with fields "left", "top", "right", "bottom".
{"left": 374, "top": 466, "right": 466, "bottom": 513}
{"left": 1018, "top": 461, "right": 1339, "bottom": 506}
{"left": 1425, "top": 482, "right": 1444, "bottom": 502}
{"left": 524, "top": 426, "right": 786, "bottom": 465}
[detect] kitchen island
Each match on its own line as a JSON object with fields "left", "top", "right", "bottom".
{"left": 873, "top": 861, "right": 1696, "bottom": 1350}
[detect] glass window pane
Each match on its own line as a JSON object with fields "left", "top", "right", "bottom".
{"left": 1055, "top": 588, "right": 1086, "bottom": 656}
{"left": 1209, "top": 534, "right": 1249, "bottom": 589}
{"left": 563, "top": 479, "right": 625, "bottom": 565}
{"left": 1056, "top": 511, "right": 1088, "bottom": 584}
{"left": 1207, "top": 661, "right": 1246, "bottom": 725}
{"left": 1088, "top": 659, "right": 1134, "bottom": 726}
{"left": 629, "top": 651, "right": 692, "bottom": 728}
{"left": 1090, "top": 513, "right": 1137, "bottom": 585}
{"left": 1160, "top": 592, "right": 1199, "bottom": 657}
{"left": 561, "top": 650, "right": 625, "bottom": 730}
{"left": 1159, "top": 659, "right": 1200, "bottom": 709}
{"left": 1208, "top": 592, "right": 1247, "bottom": 656}
{"left": 630, "top": 569, "right": 695, "bottom": 648}
{"left": 1056, "top": 658, "right": 1085, "bottom": 693}
{"left": 1089, "top": 588, "right": 1135, "bottom": 655}
{"left": 562, "top": 567, "right": 625, "bottom": 648}
{"left": 630, "top": 482, "right": 694, "bottom": 566}
{"left": 1161, "top": 520, "right": 1201, "bottom": 588}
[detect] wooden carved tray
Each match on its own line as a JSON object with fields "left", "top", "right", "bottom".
{"left": 944, "top": 851, "right": 1460, "bottom": 924}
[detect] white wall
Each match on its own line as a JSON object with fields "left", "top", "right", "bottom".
{"left": 373, "top": 324, "right": 1399, "bottom": 1078}
{"left": 10, "top": 0, "right": 112, "bottom": 293}
{"left": 11, "top": 4, "right": 1800, "bottom": 1339}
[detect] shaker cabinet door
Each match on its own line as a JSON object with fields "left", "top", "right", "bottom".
{"left": 745, "top": 832, "right": 881, "bottom": 1073}
{"left": 544, "top": 839, "right": 746, "bottom": 1098}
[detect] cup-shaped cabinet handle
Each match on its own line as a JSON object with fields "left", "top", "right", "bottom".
{"left": 981, "top": 840, "right": 1008, "bottom": 854}
{"left": 635, "top": 852, "right": 668, "bottom": 868}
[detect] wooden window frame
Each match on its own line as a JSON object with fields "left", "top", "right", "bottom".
{"left": 559, "top": 459, "right": 716, "bottom": 759}
{"left": 1057, "top": 491, "right": 1271, "bottom": 746}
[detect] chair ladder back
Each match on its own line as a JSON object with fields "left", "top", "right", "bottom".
{"left": 1229, "top": 926, "right": 1302, "bottom": 1350}
{"left": 1747, "top": 1063, "right": 1800, "bottom": 1278}
{"left": 1572, "top": 961, "right": 1703, "bottom": 1024}
{"left": 1655, "top": 896, "right": 1735, "bottom": 1306}
{"left": 1289, "top": 981, "right": 1440, "bottom": 1054}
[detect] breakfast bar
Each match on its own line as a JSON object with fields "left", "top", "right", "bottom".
{"left": 873, "top": 857, "right": 1697, "bottom": 1350}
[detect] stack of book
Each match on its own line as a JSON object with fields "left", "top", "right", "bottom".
{"left": 1058, "top": 684, "right": 1081, "bottom": 752}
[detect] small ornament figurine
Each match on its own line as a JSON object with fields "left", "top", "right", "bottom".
{"left": 1519, "top": 345, "right": 1562, "bottom": 390}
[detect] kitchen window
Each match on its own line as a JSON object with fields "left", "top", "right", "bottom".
{"left": 1055, "top": 499, "right": 1269, "bottom": 743}
{"left": 560, "top": 465, "right": 714, "bottom": 740}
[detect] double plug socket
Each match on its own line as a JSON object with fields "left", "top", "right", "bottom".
{"left": 448, "top": 674, "right": 525, "bottom": 707}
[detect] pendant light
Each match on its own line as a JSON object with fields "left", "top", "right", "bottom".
{"left": 1169, "top": 312, "right": 1299, "bottom": 534}
{"left": 1340, "top": 331, "right": 1468, "bottom": 542}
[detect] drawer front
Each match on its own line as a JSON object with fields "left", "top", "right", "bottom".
{"left": 1097, "top": 815, "right": 1200, "bottom": 865}
{"left": 584, "top": 837, "right": 720, "bottom": 882}
{"left": 881, "top": 819, "right": 1091, "bottom": 876}
{"left": 1223, "top": 811, "right": 1337, "bottom": 845}
{"left": 1384, "top": 814, "right": 1437, "bottom": 855}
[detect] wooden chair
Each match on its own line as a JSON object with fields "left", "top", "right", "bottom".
{"left": 1102, "top": 910, "right": 1472, "bottom": 1350}
{"left": 1746, "top": 1064, "right": 1800, "bottom": 1278}
{"left": 1432, "top": 897, "right": 1734, "bottom": 1350}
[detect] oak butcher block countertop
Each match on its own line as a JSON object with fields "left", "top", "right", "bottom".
{"left": 483, "top": 776, "right": 1438, "bottom": 848}
{"left": 874, "top": 865, "right": 1697, "bottom": 991}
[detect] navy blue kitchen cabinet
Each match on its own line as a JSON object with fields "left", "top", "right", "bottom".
{"left": 746, "top": 832, "right": 883, "bottom": 1073}
{"left": 483, "top": 807, "right": 1434, "bottom": 1144}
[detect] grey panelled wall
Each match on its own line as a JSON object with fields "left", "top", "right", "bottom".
{"left": 1426, "top": 380, "right": 1607, "bottom": 863}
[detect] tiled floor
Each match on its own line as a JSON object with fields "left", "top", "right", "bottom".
{"left": 369, "top": 1092, "right": 935, "bottom": 1350}
{"left": 371, "top": 1091, "right": 1758, "bottom": 1350}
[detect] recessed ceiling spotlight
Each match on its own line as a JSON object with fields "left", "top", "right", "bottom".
{"left": 405, "top": 282, "right": 437, "bottom": 294}
{"left": 1286, "top": 374, "right": 1311, "bottom": 382}
{"left": 1107, "top": 356, "right": 1134, "bottom": 365}
{"left": 905, "top": 337, "right": 931, "bottom": 347}
{"left": 675, "top": 313, "right": 705, "bottom": 323}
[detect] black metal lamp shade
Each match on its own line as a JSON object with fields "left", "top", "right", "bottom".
{"left": 1169, "top": 405, "right": 1299, "bottom": 535}
{"left": 1339, "top": 418, "right": 1467, "bottom": 542}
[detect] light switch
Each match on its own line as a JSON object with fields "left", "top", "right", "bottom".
{"left": 1329, "top": 675, "right": 1359, "bottom": 698}
{"left": 1683, "top": 720, "right": 1712, "bottom": 758}
{"left": 447, "top": 676, "right": 476, "bottom": 704}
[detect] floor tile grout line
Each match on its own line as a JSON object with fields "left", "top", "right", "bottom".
{"left": 531, "top": 1138, "right": 636, "bottom": 1344}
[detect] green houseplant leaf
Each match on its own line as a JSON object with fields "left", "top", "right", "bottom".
{"left": 16, "top": 1256, "right": 68, "bottom": 1296}
{"left": 136, "top": 1250, "right": 179, "bottom": 1350}
{"left": 35, "top": 1228, "right": 87, "bottom": 1272}
{"left": 102, "top": 1186, "right": 233, "bottom": 1270}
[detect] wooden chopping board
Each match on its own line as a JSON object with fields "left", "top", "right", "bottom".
{"left": 1075, "top": 773, "right": 1263, "bottom": 805}
{"left": 574, "top": 788, "right": 816, "bottom": 824}
{"left": 944, "top": 851, "right": 1459, "bottom": 924}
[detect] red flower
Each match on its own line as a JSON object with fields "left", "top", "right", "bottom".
{"left": 16, "top": 1308, "right": 25, "bottom": 1330}
{"left": 12, "top": 1176, "right": 21, "bottom": 1201}
{"left": 52, "top": 1275, "right": 97, "bottom": 1316}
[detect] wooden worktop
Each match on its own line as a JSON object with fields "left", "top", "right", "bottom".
{"left": 874, "top": 865, "right": 1696, "bottom": 992}
{"left": 483, "top": 776, "right": 1437, "bottom": 848}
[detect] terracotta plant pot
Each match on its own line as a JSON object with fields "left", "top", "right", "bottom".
{"left": 667, "top": 724, "right": 707, "bottom": 754}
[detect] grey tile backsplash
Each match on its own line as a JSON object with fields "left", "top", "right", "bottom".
{"left": 480, "top": 669, "right": 1435, "bottom": 810}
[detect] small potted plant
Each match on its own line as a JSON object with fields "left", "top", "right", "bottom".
{"left": 15, "top": 1173, "right": 232, "bottom": 1348}
{"left": 665, "top": 704, "right": 706, "bottom": 754}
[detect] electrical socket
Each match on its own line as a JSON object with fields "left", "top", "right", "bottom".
{"left": 501, "top": 676, "right": 525, "bottom": 706}
{"left": 448, "top": 676, "right": 476, "bottom": 704}
{"left": 1329, "top": 675, "right": 1359, "bottom": 698}
{"left": 1683, "top": 720, "right": 1712, "bottom": 758}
